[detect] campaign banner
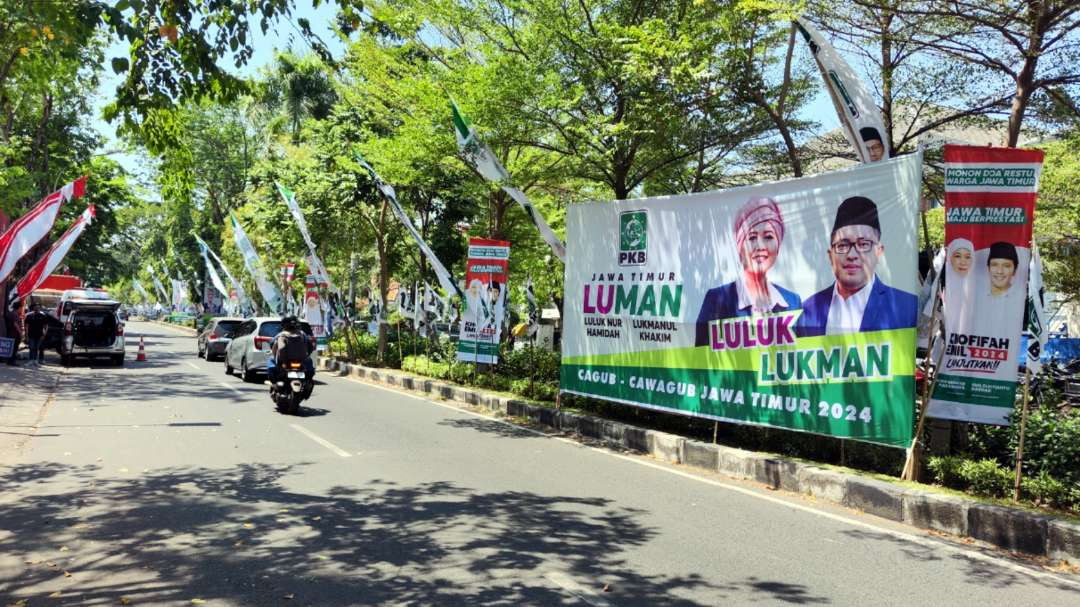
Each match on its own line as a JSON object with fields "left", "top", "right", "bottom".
{"left": 561, "top": 153, "right": 923, "bottom": 447}
{"left": 457, "top": 238, "right": 510, "bottom": 364}
{"left": 928, "top": 145, "right": 1044, "bottom": 425}
{"left": 303, "top": 274, "right": 327, "bottom": 351}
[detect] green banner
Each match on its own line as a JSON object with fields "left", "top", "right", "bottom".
{"left": 562, "top": 154, "right": 925, "bottom": 447}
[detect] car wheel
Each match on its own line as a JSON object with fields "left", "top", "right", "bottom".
{"left": 241, "top": 357, "right": 257, "bottom": 383}
{"left": 225, "top": 355, "right": 234, "bottom": 375}
{"left": 112, "top": 354, "right": 124, "bottom": 366}
{"left": 60, "top": 354, "right": 71, "bottom": 367}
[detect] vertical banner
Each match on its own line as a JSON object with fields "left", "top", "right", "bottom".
{"left": 457, "top": 238, "right": 511, "bottom": 364}
{"left": 795, "top": 19, "right": 889, "bottom": 164}
{"left": 304, "top": 273, "right": 327, "bottom": 351}
{"left": 928, "top": 145, "right": 1044, "bottom": 425}
{"left": 230, "top": 212, "right": 282, "bottom": 314}
{"left": 561, "top": 154, "right": 923, "bottom": 447}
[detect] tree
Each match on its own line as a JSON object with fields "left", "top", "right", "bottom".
{"left": 902, "top": 0, "right": 1080, "bottom": 146}
{"left": 257, "top": 52, "right": 338, "bottom": 145}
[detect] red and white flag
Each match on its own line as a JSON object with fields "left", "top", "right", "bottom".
{"left": 10, "top": 205, "right": 94, "bottom": 302}
{"left": 0, "top": 176, "right": 87, "bottom": 284}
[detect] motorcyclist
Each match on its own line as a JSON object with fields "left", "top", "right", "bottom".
{"left": 270, "top": 315, "right": 314, "bottom": 384}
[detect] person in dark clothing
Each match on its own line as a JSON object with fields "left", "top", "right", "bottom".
{"left": 3, "top": 306, "right": 20, "bottom": 366}
{"left": 24, "top": 304, "right": 49, "bottom": 365}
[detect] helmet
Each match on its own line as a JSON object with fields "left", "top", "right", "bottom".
{"left": 281, "top": 315, "right": 300, "bottom": 331}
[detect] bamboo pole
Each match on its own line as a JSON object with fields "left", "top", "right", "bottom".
{"left": 902, "top": 281, "right": 943, "bottom": 481}
{"left": 1013, "top": 367, "right": 1032, "bottom": 501}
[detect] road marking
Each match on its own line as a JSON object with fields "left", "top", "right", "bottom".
{"left": 290, "top": 423, "right": 351, "bottom": 458}
{"left": 344, "top": 377, "right": 1080, "bottom": 590}
{"left": 184, "top": 362, "right": 201, "bottom": 371}
{"left": 544, "top": 571, "right": 617, "bottom": 607}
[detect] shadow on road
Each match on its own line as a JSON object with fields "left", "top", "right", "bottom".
{"left": 0, "top": 461, "right": 780, "bottom": 606}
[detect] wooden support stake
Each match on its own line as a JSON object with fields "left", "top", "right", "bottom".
{"left": 902, "top": 282, "right": 943, "bottom": 482}
{"left": 712, "top": 421, "right": 719, "bottom": 444}
{"left": 1013, "top": 367, "right": 1032, "bottom": 501}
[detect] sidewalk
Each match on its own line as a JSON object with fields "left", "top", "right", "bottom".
{"left": 0, "top": 360, "right": 62, "bottom": 459}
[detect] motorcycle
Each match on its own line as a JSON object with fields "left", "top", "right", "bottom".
{"left": 269, "top": 358, "right": 314, "bottom": 415}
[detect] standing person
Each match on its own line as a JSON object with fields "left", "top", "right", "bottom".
{"left": 695, "top": 196, "right": 801, "bottom": 346}
{"left": 24, "top": 304, "right": 49, "bottom": 366}
{"left": 3, "top": 306, "right": 20, "bottom": 366}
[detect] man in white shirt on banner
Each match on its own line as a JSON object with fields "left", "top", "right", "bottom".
{"left": 796, "top": 196, "right": 918, "bottom": 337}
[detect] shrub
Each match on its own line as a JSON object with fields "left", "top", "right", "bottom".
{"left": 926, "top": 455, "right": 966, "bottom": 489}
{"left": 958, "top": 458, "right": 1013, "bottom": 498}
{"left": 1021, "top": 470, "right": 1070, "bottom": 509}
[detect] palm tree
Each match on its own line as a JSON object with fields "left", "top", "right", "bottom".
{"left": 257, "top": 52, "right": 337, "bottom": 145}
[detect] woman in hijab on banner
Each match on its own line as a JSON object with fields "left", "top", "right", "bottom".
{"left": 694, "top": 196, "right": 801, "bottom": 346}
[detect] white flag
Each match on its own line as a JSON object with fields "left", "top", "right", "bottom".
{"left": 194, "top": 234, "right": 249, "bottom": 315}
{"left": 276, "top": 182, "right": 335, "bottom": 290}
{"left": 795, "top": 19, "right": 889, "bottom": 164}
{"left": 230, "top": 212, "right": 282, "bottom": 313}
{"left": 355, "top": 154, "right": 464, "bottom": 299}
{"left": 1025, "top": 244, "right": 1048, "bottom": 374}
{"left": 450, "top": 100, "right": 566, "bottom": 261}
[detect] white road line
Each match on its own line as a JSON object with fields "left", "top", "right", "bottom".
{"left": 544, "top": 571, "right": 617, "bottom": 607}
{"left": 290, "top": 423, "right": 351, "bottom": 458}
{"left": 344, "top": 377, "right": 1080, "bottom": 590}
{"left": 184, "top": 362, "right": 201, "bottom": 371}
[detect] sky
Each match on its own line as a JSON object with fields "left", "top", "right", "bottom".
{"left": 90, "top": 3, "right": 839, "bottom": 195}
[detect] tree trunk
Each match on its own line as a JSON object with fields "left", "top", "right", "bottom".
{"left": 880, "top": 11, "right": 895, "bottom": 155}
{"left": 1006, "top": 8, "right": 1045, "bottom": 147}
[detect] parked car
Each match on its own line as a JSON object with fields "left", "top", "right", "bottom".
{"left": 57, "top": 289, "right": 125, "bottom": 365}
{"left": 197, "top": 317, "right": 243, "bottom": 361}
{"left": 224, "top": 317, "right": 316, "bottom": 382}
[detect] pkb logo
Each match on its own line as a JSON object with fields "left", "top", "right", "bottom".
{"left": 619, "top": 210, "right": 647, "bottom": 266}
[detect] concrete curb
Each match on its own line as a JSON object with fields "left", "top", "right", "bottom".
{"left": 318, "top": 356, "right": 1079, "bottom": 564}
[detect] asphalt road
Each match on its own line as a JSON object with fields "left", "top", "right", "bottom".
{"left": 0, "top": 321, "right": 1077, "bottom": 606}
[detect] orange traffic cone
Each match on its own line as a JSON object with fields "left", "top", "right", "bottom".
{"left": 136, "top": 335, "right": 147, "bottom": 362}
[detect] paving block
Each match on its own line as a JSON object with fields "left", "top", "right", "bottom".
{"left": 751, "top": 458, "right": 800, "bottom": 491}
{"left": 1047, "top": 519, "right": 1080, "bottom": 564}
{"left": 646, "top": 431, "right": 684, "bottom": 464}
{"left": 716, "top": 446, "right": 756, "bottom": 480}
{"left": 601, "top": 420, "right": 627, "bottom": 445}
{"left": 577, "top": 416, "right": 602, "bottom": 439}
{"left": 623, "top": 426, "right": 648, "bottom": 452}
{"left": 537, "top": 406, "right": 558, "bottom": 428}
{"left": 682, "top": 440, "right": 720, "bottom": 471}
{"left": 843, "top": 477, "right": 905, "bottom": 521}
{"left": 557, "top": 411, "right": 581, "bottom": 433}
{"left": 968, "top": 503, "right": 1049, "bottom": 556}
{"left": 437, "top": 383, "right": 454, "bottom": 399}
{"left": 506, "top": 400, "right": 527, "bottom": 417}
{"left": 902, "top": 491, "right": 969, "bottom": 536}
{"left": 796, "top": 466, "right": 848, "bottom": 504}
{"left": 401, "top": 376, "right": 415, "bottom": 390}
{"left": 349, "top": 365, "right": 365, "bottom": 378}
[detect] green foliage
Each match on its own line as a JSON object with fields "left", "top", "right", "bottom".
{"left": 957, "top": 459, "right": 1013, "bottom": 499}
{"left": 926, "top": 455, "right": 966, "bottom": 488}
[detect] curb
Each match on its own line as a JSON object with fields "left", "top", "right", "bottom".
{"left": 317, "top": 356, "right": 1079, "bottom": 565}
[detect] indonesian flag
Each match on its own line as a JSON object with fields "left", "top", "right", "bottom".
{"left": 0, "top": 176, "right": 87, "bottom": 284}
{"left": 10, "top": 204, "right": 94, "bottom": 301}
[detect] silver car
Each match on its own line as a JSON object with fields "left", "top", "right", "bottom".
{"left": 224, "top": 317, "right": 316, "bottom": 382}
{"left": 197, "top": 317, "right": 243, "bottom": 361}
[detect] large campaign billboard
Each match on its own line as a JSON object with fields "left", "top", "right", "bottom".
{"left": 928, "top": 145, "right": 1043, "bottom": 425}
{"left": 561, "top": 154, "right": 923, "bottom": 447}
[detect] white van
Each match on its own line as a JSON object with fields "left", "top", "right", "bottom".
{"left": 58, "top": 289, "right": 125, "bottom": 365}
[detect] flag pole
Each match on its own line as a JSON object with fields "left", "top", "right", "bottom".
{"left": 1013, "top": 367, "right": 1032, "bottom": 501}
